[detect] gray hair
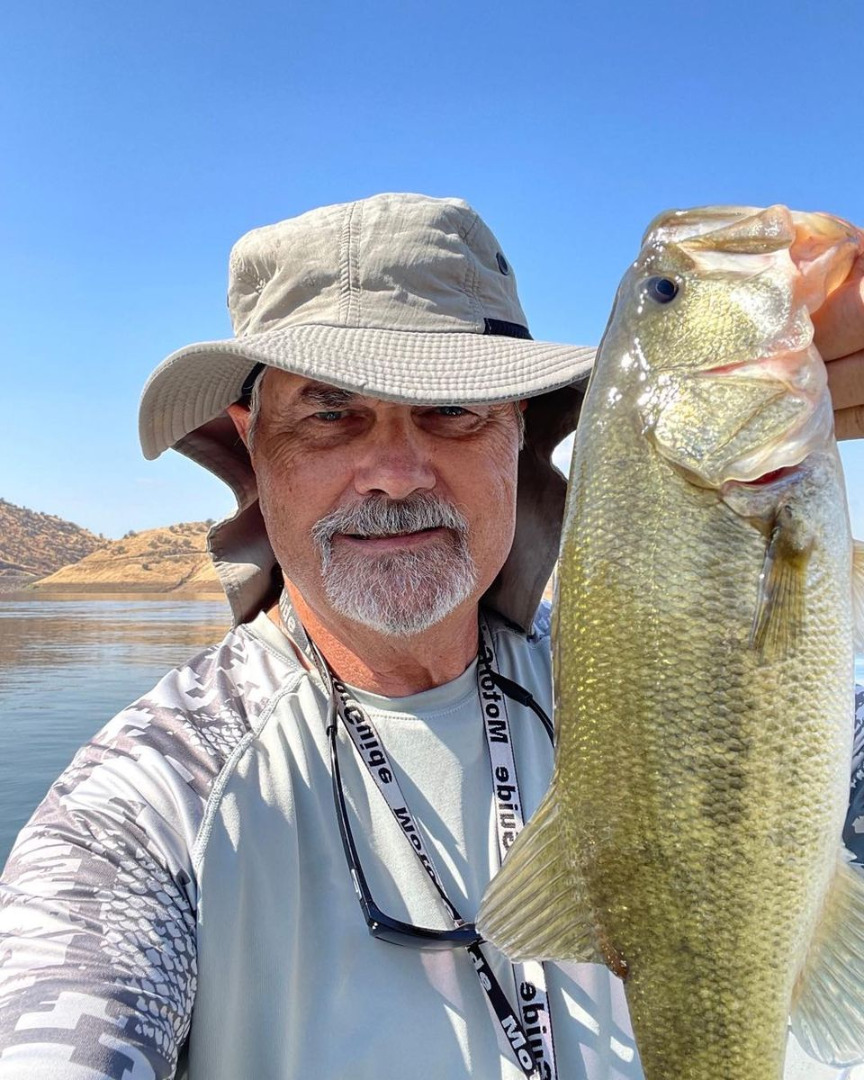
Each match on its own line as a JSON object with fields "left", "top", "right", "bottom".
{"left": 246, "top": 374, "right": 265, "bottom": 453}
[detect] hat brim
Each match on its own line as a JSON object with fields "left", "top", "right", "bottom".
{"left": 139, "top": 322, "right": 596, "bottom": 459}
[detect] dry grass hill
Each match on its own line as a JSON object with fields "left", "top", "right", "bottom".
{"left": 0, "top": 498, "right": 107, "bottom": 592}
{"left": 0, "top": 499, "right": 222, "bottom": 595}
{"left": 31, "top": 521, "right": 222, "bottom": 595}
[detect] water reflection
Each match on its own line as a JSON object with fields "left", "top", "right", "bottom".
{"left": 0, "top": 596, "right": 229, "bottom": 669}
{"left": 0, "top": 596, "right": 230, "bottom": 867}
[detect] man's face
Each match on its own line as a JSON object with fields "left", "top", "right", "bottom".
{"left": 229, "top": 369, "right": 523, "bottom": 636}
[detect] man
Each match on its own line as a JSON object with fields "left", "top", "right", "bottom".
{"left": 0, "top": 193, "right": 863, "bottom": 1080}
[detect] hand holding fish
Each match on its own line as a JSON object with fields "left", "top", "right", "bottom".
{"left": 814, "top": 251, "right": 864, "bottom": 439}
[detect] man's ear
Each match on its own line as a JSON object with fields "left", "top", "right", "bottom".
{"left": 226, "top": 403, "right": 252, "bottom": 448}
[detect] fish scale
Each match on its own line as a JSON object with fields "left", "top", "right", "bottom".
{"left": 558, "top": 417, "right": 850, "bottom": 1078}
{"left": 478, "top": 205, "right": 864, "bottom": 1079}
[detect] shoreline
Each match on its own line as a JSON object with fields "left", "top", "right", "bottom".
{"left": 0, "top": 590, "right": 228, "bottom": 603}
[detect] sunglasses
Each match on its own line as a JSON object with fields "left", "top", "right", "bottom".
{"left": 327, "top": 668, "right": 553, "bottom": 950}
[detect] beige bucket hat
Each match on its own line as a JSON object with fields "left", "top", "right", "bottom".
{"left": 139, "top": 193, "right": 595, "bottom": 629}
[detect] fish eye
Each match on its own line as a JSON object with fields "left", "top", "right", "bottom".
{"left": 644, "top": 276, "right": 679, "bottom": 304}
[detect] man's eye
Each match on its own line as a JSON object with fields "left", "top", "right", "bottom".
{"left": 418, "top": 405, "right": 485, "bottom": 432}
{"left": 314, "top": 410, "right": 348, "bottom": 422}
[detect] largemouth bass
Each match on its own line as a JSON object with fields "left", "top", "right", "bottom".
{"left": 477, "top": 205, "right": 864, "bottom": 1079}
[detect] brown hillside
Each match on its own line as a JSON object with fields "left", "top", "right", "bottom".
{"left": 31, "top": 521, "right": 222, "bottom": 595}
{"left": 0, "top": 498, "right": 107, "bottom": 592}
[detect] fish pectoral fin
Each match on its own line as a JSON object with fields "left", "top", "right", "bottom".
{"left": 475, "top": 781, "right": 602, "bottom": 964}
{"left": 852, "top": 540, "right": 864, "bottom": 653}
{"left": 749, "top": 506, "right": 814, "bottom": 660}
{"left": 791, "top": 854, "right": 864, "bottom": 1067}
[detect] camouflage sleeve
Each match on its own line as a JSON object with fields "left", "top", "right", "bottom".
{"left": 0, "top": 631, "right": 270, "bottom": 1079}
{"left": 843, "top": 687, "right": 864, "bottom": 865}
{"left": 0, "top": 766, "right": 196, "bottom": 1080}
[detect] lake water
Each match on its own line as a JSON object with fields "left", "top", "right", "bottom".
{"left": 0, "top": 597, "right": 230, "bottom": 868}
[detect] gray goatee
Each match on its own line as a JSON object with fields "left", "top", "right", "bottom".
{"left": 311, "top": 493, "right": 477, "bottom": 636}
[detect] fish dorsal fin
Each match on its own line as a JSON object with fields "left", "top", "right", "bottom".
{"left": 476, "top": 779, "right": 603, "bottom": 964}
{"left": 790, "top": 854, "right": 864, "bottom": 1067}
{"left": 853, "top": 540, "right": 864, "bottom": 654}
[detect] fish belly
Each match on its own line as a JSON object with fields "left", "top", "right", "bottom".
{"left": 555, "top": 444, "right": 852, "bottom": 1079}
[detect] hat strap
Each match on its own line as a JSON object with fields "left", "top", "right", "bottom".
{"left": 484, "top": 318, "right": 532, "bottom": 340}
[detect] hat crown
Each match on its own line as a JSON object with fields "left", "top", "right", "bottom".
{"left": 227, "top": 193, "right": 529, "bottom": 338}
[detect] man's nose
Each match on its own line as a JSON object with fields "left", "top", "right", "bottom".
{"left": 352, "top": 417, "right": 436, "bottom": 499}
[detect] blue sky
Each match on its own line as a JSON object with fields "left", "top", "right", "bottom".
{"left": 1, "top": 0, "right": 863, "bottom": 537}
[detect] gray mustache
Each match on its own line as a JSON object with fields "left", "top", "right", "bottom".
{"left": 311, "top": 493, "right": 470, "bottom": 546}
